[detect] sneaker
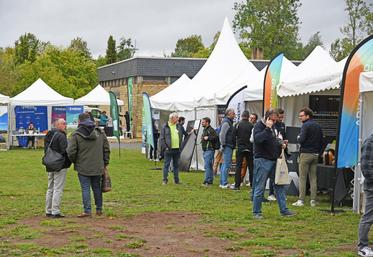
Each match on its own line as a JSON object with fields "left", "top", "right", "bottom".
{"left": 45, "top": 213, "right": 53, "bottom": 217}
{"left": 162, "top": 181, "right": 168, "bottom": 185}
{"left": 267, "top": 195, "right": 277, "bottom": 201}
{"left": 253, "top": 214, "right": 263, "bottom": 219}
{"left": 52, "top": 213, "right": 65, "bottom": 218}
{"left": 359, "top": 246, "right": 373, "bottom": 256}
{"left": 310, "top": 200, "right": 316, "bottom": 207}
{"left": 281, "top": 211, "right": 296, "bottom": 217}
{"left": 292, "top": 200, "right": 304, "bottom": 207}
{"left": 231, "top": 187, "right": 240, "bottom": 191}
{"left": 219, "top": 184, "right": 229, "bottom": 189}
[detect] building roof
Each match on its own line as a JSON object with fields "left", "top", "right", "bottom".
{"left": 97, "top": 56, "right": 299, "bottom": 82}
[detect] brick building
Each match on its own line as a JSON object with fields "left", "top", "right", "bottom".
{"left": 97, "top": 57, "right": 273, "bottom": 138}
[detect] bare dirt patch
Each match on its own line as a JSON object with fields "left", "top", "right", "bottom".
{"left": 13, "top": 212, "right": 251, "bottom": 257}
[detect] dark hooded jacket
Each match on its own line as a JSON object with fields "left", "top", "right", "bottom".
{"left": 44, "top": 128, "right": 71, "bottom": 172}
{"left": 67, "top": 120, "right": 110, "bottom": 176}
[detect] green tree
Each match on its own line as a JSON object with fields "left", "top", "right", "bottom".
{"left": 14, "top": 33, "right": 43, "bottom": 65}
{"left": 106, "top": 35, "right": 117, "bottom": 64}
{"left": 69, "top": 37, "right": 91, "bottom": 58}
{"left": 233, "top": 0, "right": 302, "bottom": 59}
{"left": 0, "top": 47, "right": 18, "bottom": 96}
{"left": 14, "top": 46, "right": 97, "bottom": 98}
{"left": 117, "top": 37, "right": 136, "bottom": 61}
{"left": 95, "top": 55, "right": 107, "bottom": 68}
{"left": 302, "top": 32, "right": 324, "bottom": 58}
{"left": 330, "top": 0, "right": 372, "bottom": 60}
{"left": 171, "top": 35, "right": 205, "bottom": 57}
{"left": 192, "top": 32, "right": 220, "bottom": 58}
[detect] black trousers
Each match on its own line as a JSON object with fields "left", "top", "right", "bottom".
{"left": 235, "top": 150, "right": 253, "bottom": 188}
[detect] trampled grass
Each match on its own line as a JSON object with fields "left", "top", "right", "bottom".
{"left": 0, "top": 149, "right": 362, "bottom": 256}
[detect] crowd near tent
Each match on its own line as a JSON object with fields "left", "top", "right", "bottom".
{"left": 75, "top": 84, "right": 124, "bottom": 106}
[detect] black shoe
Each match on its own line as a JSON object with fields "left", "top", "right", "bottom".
{"left": 46, "top": 213, "right": 53, "bottom": 217}
{"left": 262, "top": 198, "right": 269, "bottom": 202}
{"left": 52, "top": 213, "right": 65, "bottom": 218}
{"left": 232, "top": 187, "right": 240, "bottom": 191}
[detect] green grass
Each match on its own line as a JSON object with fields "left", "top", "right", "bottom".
{"left": 0, "top": 149, "right": 363, "bottom": 256}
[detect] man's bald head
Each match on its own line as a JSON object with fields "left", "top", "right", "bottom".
{"left": 55, "top": 119, "right": 66, "bottom": 131}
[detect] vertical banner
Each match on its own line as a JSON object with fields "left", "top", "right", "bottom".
{"left": 142, "top": 92, "right": 154, "bottom": 148}
{"left": 0, "top": 106, "right": 8, "bottom": 131}
{"left": 263, "top": 53, "right": 284, "bottom": 115}
{"left": 109, "top": 91, "right": 121, "bottom": 142}
{"left": 226, "top": 86, "right": 247, "bottom": 123}
{"left": 51, "top": 106, "right": 66, "bottom": 125}
{"left": 66, "top": 106, "right": 84, "bottom": 127}
{"left": 128, "top": 77, "right": 133, "bottom": 133}
{"left": 336, "top": 36, "right": 373, "bottom": 168}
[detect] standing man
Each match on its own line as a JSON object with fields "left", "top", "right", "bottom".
{"left": 99, "top": 111, "right": 108, "bottom": 127}
{"left": 267, "top": 108, "right": 287, "bottom": 201}
{"left": 232, "top": 111, "right": 253, "bottom": 190}
{"left": 358, "top": 133, "right": 373, "bottom": 256}
{"left": 67, "top": 113, "right": 110, "bottom": 217}
{"left": 201, "top": 117, "right": 218, "bottom": 186}
{"left": 249, "top": 113, "right": 258, "bottom": 125}
{"left": 26, "top": 122, "right": 36, "bottom": 148}
{"left": 149, "top": 119, "right": 160, "bottom": 160}
{"left": 178, "top": 117, "right": 189, "bottom": 140}
{"left": 160, "top": 112, "right": 183, "bottom": 185}
{"left": 292, "top": 107, "right": 323, "bottom": 207}
{"left": 44, "top": 119, "right": 70, "bottom": 218}
{"left": 252, "top": 109, "right": 294, "bottom": 219}
{"left": 219, "top": 108, "right": 236, "bottom": 189}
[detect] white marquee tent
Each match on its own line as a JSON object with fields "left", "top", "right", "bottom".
{"left": 150, "top": 74, "right": 192, "bottom": 110}
{"left": 75, "top": 84, "right": 124, "bottom": 106}
{"left": 11, "top": 78, "right": 73, "bottom": 106}
{"left": 0, "top": 93, "right": 9, "bottom": 104}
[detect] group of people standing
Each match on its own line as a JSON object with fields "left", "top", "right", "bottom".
{"left": 160, "top": 107, "right": 324, "bottom": 219}
{"left": 44, "top": 112, "right": 110, "bottom": 218}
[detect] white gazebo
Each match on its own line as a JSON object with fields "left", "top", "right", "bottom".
{"left": 75, "top": 84, "right": 124, "bottom": 106}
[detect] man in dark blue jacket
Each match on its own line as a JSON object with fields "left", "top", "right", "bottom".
{"left": 292, "top": 107, "right": 323, "bottom": 207}
{"left": 252, "top": 109, "right": 294, "bottom": 219}
{"left": 219, "top": 108, "right": 236, "bottom": 188}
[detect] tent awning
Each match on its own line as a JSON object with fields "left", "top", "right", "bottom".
{"left": 75, "top": 84, "right": 124, "bottom": 106}
{"left": 0, "top": 93, "right": 9, "bottom": 104}
{"left": 11, "top": 78, "right": 73, "bottom": 106}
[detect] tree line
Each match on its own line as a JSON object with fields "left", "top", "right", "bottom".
{"left": 0, "top": 0, "right": 371, "bottom": 98}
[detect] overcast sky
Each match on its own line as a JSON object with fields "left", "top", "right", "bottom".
{"left": 0, "top": 0, "right": 352, "bottom": 58}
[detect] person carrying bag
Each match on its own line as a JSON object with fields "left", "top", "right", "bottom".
{"left": 275, "top": 149, "right": 290, "bottom": 185}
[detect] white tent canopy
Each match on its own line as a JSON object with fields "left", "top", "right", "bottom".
{"left": 0, "top": 93, "right": 9, "bottom": 104}
{"left": 278, "top": 46, "right": 343, "bottom": 97}
{"left": 152, "top": 18, "right": 261, "bottom": 111}
{"left": 10, "top": 78, "right": 74, "bottom": 106}
{"left": 150, "top": 74, "right": 192, "bottom": 110}
{"left": 75, "top": 84, "right": 124, "bottom": 106}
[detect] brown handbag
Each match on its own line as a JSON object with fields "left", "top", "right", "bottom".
{"left": 101, "top": 167, "right": 112, "bottom": 193}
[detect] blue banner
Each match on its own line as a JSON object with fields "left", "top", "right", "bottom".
{"left": 66, "top": 106, "right": 83, "bottom": 126}
{"left": 0, "top": 106, "right": 7, "bottom": 131}
{"left": 15, "top": 106, "right": 48, "bottom": 132}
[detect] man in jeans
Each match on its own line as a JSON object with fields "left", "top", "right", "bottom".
{"left": 358, "top": 132, "right": 373, "bottom": 256}
{"left": 292, "top": 107, "right": 323, "bottom": 207}
{"left": 219, "top": 108, "right": 236, "bottom": 188}
{"left": 252, "top": 109, "right": 294, "bottom": 219}
{"left": 44, "top": 119, "right": 71, "bottom": 218}
{"left": 232, "top": 111, "right": 253, "bottom": 190}
{"left": 68, "top": 113, "right": 110, "bottom": 217}
{"left": 201, "top": 117, "right": 218, "bottom": 186}
{"left": 160, "top": 112, "right": 183, "bottom": 185}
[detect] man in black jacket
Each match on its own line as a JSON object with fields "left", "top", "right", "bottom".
{"left": 160, "top": 112, "right": 183, "bottom": 185}
{"left": 232, "top": 111, "right": 253, "bottom": 190}
{"left": 44, "top": 119, "right": 70, "bottom": 218}
{"left": 201, "top": 117, "right": 218, "bottom": 186}
{"left": 252, "top": 109, "right": 294, "bottom": 219}
{"left": 292, "top": 107, "right": 323, "bottom": 208}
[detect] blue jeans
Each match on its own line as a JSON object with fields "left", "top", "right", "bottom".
{"left": 163, "top": 149, "right": 180, "bottom": 183}
{"left": 203, "top": 150, "right": 215, "bottom": 184}
{"left": 252, "top": 158, "right": 289, "bottom": 215}
{"left": 78, "top": 174, "right": 102, "bottom": 214}
{"left": 220, "top": 146, "right": 233, "bottom": 186}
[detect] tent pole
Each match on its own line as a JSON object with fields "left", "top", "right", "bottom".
{"left": 194, "top": 108, "right": 198, "bottom": 171}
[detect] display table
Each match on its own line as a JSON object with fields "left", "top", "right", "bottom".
{"left": 12, "top": 133, "right": 46, "bottom": 149}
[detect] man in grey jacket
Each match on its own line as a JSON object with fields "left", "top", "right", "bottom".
{"left": 358, "top": 133, "right": 373, "bottom": 256}
{"left": 219, "top": 108, "right": 236, "bottom": 188}
{"left": 67, "top": 113, "right": 110, "bottom": 218}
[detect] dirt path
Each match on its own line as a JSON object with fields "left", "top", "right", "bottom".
{"left": 14, "top": 212, "right": 250, "bottom": 257}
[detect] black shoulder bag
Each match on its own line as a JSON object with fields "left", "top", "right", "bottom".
{"left": 42, "top": 132, "right": 65, "bottom": 172}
